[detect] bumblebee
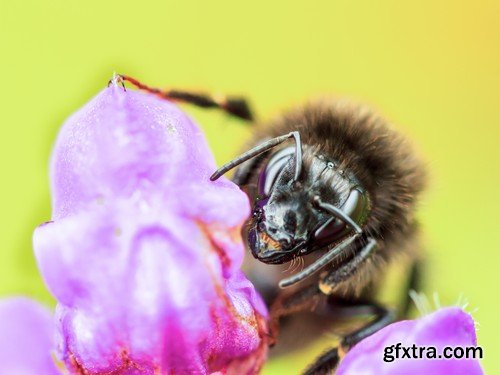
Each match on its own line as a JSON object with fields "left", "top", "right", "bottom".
{"left": 117, "top": 75, "right": 426, "bottom": 374}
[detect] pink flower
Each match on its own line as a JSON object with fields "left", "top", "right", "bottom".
{"left": 1, "top": 85, "right": 268, "bottom": 374}
{"left": 0, "top": 298, "right": 60, "bottom": 374}
{"left": 337, "top": 307, "right": 484, "bottom": 375}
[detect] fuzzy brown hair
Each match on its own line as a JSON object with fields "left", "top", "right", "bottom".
{"left": 243, "top": 99, "right": 427, "bottom": 295}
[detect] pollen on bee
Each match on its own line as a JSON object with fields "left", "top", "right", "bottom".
{"left": 319, "top": 279, "right": 334, "bottom": 295}
{"left": 260, "top": 232, "right": 280, "bottom": 249}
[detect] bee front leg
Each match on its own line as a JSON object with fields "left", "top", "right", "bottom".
{"left": 303, "top": 239, "right": 394, "bottom": 374}
{"left": 318, "top": 238, "right": 377, "bottom": 293}
{"left": 304, "top": 300, "right": 394, "bottom": 375}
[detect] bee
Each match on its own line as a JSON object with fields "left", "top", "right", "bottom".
{"left": 116, "top": 75, "right": 426, "bottom": 374}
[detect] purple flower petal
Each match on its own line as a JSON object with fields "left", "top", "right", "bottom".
{"left": 0, "top": 298, "right": 60, "bottom": 374}
{"left": 50, "top": 85, "right": 249, "bottom": 227}
{"left": 34, "top": 86, "right": 268, "bottom": 374}
{"left": 337, "top": 307, "right": 484, "bottom": 375}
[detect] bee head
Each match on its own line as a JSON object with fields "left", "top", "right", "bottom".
{"left": 248, "top": 146, "right": 370, "bottom": 265}
{"left": 210, "top": 131, "right": 371, "bottom": 284}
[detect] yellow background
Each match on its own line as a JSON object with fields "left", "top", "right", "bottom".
{"left": 0, "top": 1, "right": 498, "bottom": 373}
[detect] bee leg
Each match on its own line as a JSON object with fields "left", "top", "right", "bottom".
{"left": 304, "top": 239, "right": 392, "bottom": 374}
{"left": 269, "top": 283, "right": 322, "bottom": 346}
{"left": 303, "top": 349, "right": 340, "bottom": 375}
{"left": 339, "top": 303, "right": 395, "bottom": 350}
{"left": 318, "top": 238, "right": 377, "bottom": 293}
{"left": 304, "top": 300, "right": 395, "bottom": 375}
{"left": 304, "top": 255, "right": 420, "bottom": 374}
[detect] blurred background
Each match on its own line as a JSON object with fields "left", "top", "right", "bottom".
{"left": 1, "top": 0, "right": 498, "bottom": 373}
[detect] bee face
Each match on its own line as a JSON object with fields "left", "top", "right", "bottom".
{"left": 248, "top": 183, "right": 312, "bottom": 264}
{"left": 248, "top": 146, "right": 370, "bottom": 265}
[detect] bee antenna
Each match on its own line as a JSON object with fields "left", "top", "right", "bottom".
{"left": 279, "top": 234, "right": 360, "bottom": 288}
{"left": 112, "top": 74, "right": 254, "bottom": 121}
{"left": 313, "top": 196, "right": 362, "bottom": 234}
{"left": 210, "top": 131, "right": 302, "bottom": 181}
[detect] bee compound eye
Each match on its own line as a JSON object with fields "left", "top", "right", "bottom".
{"left": 258, "top": 147, "right": 295, "bottom": 196}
